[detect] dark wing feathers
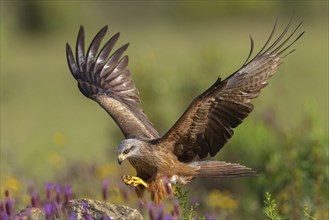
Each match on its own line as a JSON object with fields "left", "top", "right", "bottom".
{"left": 95, "top": 32, "right": 120, "bottom": 73}
{"left": 87, "top": 26, "right": 110, "bottom": 73}
{"left": 157, "top": 20, "right": 304, "bottom": 162}
{"left": 76, "top": 26, "right": 86, "bottom": 73}
{"left": 66, "top": 26, "right": 159, "bottom": 139}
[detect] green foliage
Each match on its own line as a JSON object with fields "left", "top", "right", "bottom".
{"left": 258, "top": 108, "right": 328, "bottom": 219}
{"left": 264, "top": 192, "right": 320, "bottom": 220}
{"left": 264, "top": 192, "right": 281, "bottom": 220}
{"left": 303, "top": 206, "right": 317, "bottom": 220}
{"left": 174, "top": 186, "right": 203, "bottom": 220}
{"left": 174, "top": 186, "right": 189, "bottom": 219}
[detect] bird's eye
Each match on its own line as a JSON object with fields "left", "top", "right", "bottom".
{"left": 123, "top": 149, "right": 129, "bottom": 154}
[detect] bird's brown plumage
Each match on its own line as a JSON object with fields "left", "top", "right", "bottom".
{"left": 66, "top": 18, "right": 304, "bottom": 204}
{"left": 156, "top": 18, "right": 304, "bottom": 162}
{"left": 66, "top": 26, "right": 159, "bottom": 140}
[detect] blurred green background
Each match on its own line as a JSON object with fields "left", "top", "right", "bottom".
{"left": 1, "top": 1, "right": 328, "bottom": 219}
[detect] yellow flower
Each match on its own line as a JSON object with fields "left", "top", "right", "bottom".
{"left": 48, "top": 152, "right": 66, "bottom": 169}
{"left": 0, "top": 176, "right": 21, "bottom": 198}
{"left": 207, "top": 189, "right": 238, "bottom": 209}
{"left": 96, "top": 163, "right": 117, "bottom": 180}
{"left": 52, "top": 132, "right": 67, "bottom": 147}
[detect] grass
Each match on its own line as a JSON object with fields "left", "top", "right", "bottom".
{"left": 1, "top": 1, "right": 328, "bottom": 219}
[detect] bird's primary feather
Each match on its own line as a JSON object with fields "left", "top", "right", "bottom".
{"left": 66, "top": 26, "right": 159, "bottom": 140}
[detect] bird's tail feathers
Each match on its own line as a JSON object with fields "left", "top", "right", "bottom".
{"left": 191, "top": 161, "right": 257, "bottom": 178}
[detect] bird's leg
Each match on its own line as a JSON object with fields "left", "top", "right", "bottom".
{"left": 122, "top": 175, "right": 148, "bottom": 188}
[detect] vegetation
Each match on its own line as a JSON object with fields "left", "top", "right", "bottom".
{"left": 173, "top": 186, "right": 202, "bottom": 220}
{"left": 264, "top": 192, "right": 281, "bottom": 220}
{"left": 1, "top": 1, "right": 328, "bottom": 219}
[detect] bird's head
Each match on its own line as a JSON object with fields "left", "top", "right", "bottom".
{"left": 116, "top": 139, "right": 144, "bottom": 165}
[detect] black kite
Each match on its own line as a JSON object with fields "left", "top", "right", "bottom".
{"left": 66, "top": 18, "right": 304, "bottom": 204}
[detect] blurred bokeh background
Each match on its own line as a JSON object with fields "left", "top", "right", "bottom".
{"left": 1, "top": 1, "right": 328, "bottom": 219}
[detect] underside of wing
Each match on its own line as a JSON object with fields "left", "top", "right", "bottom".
{"left": 66, "top": 26, "right": 159, "bottom": 140}
{"left": 156, "top": 18, "right": 304, "bottom": 162}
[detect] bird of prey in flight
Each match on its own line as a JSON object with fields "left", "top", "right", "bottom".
{"left": 66, "top": 18, "right": 303, "bottom": 204}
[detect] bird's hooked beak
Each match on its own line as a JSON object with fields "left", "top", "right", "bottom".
{"left": 117, "top": 154, "right": 125, "bottom": 165}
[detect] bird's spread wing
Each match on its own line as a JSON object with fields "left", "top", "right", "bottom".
{"left": 156, "top": 19, "right": 304, "bottom": 162}
{"left": 66, "top": 26, "right": 159, "bottom": 139}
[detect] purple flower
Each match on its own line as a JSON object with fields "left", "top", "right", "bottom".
{"left": 45, "top": 182, "right": 53, "bottom": 200}
{"left": 156, "top": 205, "right": 164, "bottom": 220}
{"left": 164, "top": 214, "right": 172, "bottom": 220}
{"left": 82, "top": 201, "right": 88, "bottom": 211}
{"left": 102, "top": 214, "right": 112, "bottom": 220}
{"left": 84, "top": 214, "right": 93, "bottom": 220}
{"left": 148, "top": 204, "right": 155, "bottom": 220}
{"left": 55, "top": 184, "right": 61, "bottom": 204}
{"left": 0, "top": 200, "right": 8, "bottom": 220}
{"left": 171, "top": 200, "right": 180, "bottom": 217}
{"left": 164, "top": 177, "right": 172, "bottom": 195}
{"left": 82, "top": 206, "right": 92, "bottom": 220}
{"left": 82, "top": 200, "right": 93, "bottom": 219}
{"left": 5, "top": 190, "right": 14, "bottom": 217}
{"left": 44, "top": 203, "right": 52, "bottom": 214}
{"left": 64, "top": 185, "right": 72, "bottom": 202}
{"left": 205, "top": 215, "right": 216, "bottom": 220}
{"left": 23, "top": 208, "right": 32, "bottom": 220}
{"left": 0, "top": 200, "right": 4, "bottom": 210}
{"left": 102, "top": 179, "right": 109, "bottom": 201}
{"left": 31, "top": 191, "right": 40, "bottom": 207}
{"left": 44, "top": 203, "right": 53, "bottom": 220}
{"left": 70, "top": 212, "right": 77, "bottom": 220}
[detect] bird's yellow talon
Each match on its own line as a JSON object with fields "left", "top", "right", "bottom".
{"left": 122, "top": 175, "right": 148, "bottom": 188}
